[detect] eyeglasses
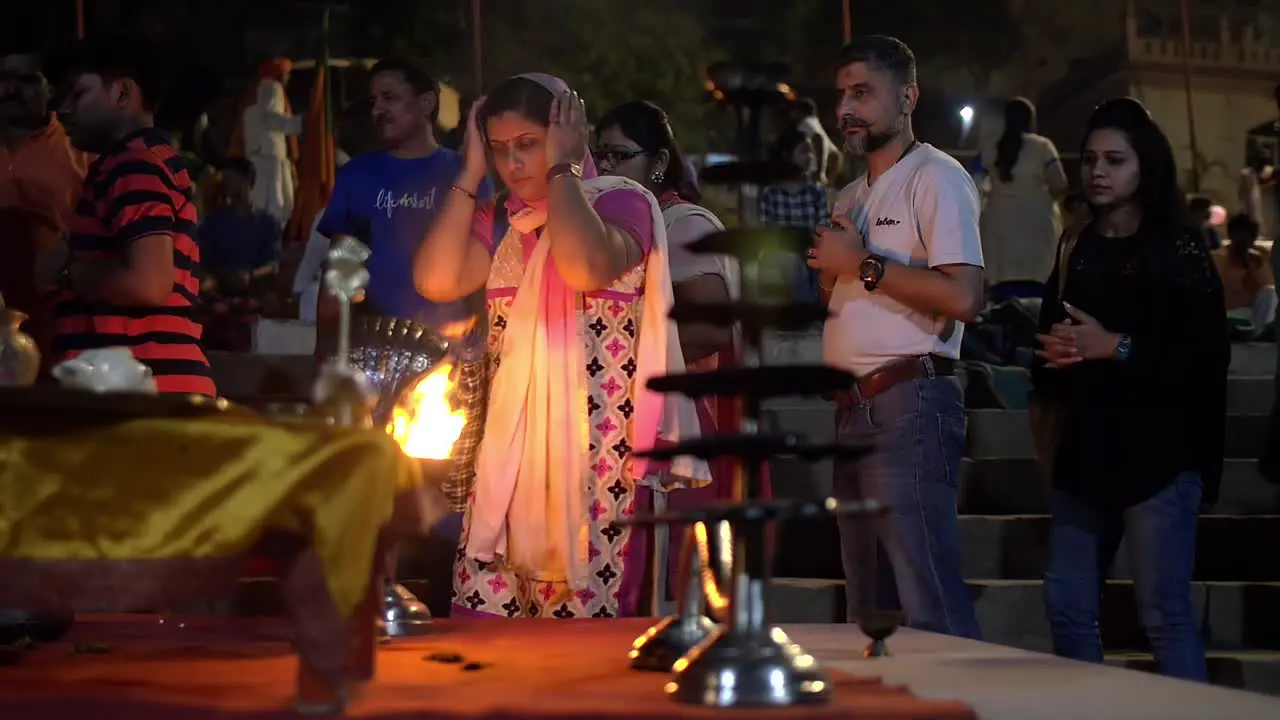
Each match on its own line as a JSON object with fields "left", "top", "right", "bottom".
{"left": 592, "top": 149, "right": 649, "bottom": 167}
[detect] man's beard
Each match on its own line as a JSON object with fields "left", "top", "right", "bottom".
{"left": 842, "top": 115, "right": 904, "bottom": 156}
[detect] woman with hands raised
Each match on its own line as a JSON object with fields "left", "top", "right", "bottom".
{"left": 415, "top": 74, "right": 709, "bottom": 620}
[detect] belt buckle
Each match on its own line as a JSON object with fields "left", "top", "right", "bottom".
{"left": 919, "top": 354, "right": 938, "bottom": 378}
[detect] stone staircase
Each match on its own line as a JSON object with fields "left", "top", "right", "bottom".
{"left": 761, "top": 336, "right": 1280, "bottom": 695}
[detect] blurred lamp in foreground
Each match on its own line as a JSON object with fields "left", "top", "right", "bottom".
{"left": 959, "top": 106, "right": 974, "bottom": 123}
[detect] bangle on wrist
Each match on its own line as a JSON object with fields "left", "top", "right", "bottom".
{"left": 450, "top": 184, "right": 478, "bottom": 201}
{"left": 547, "top": 161, "right": 583, "bottom": 184}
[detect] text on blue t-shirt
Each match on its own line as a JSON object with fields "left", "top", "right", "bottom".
{"left": 316, "top": 148, "right": 492, "bottom": 327}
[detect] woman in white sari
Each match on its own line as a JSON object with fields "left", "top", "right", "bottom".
{"left": 415, "top": 75, "right": 709, "bottom": 619}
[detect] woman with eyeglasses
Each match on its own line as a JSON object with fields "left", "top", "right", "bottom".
{"left": 595, "top": 100, "right": 762, "bottom": 612}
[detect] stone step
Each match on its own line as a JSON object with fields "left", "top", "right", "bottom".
{"left": 774, "top": 515, "right": 1280, "bottom": 582}
{"left": 762, "top": 331, "right": 1278, "bottom": 379}
{"left": 959, "top": 458, "right": 1280, "bottom": 516}
{"left": 766, "top": 578, "right": 1280, "bottom": 653}
{"left": 764, "top": 403, "right": 1270, "bottom": 463}
{"left": 967, "top": 410, "right": 1269, "bottom": 460}
{"left": 1229, "top": 376, "right": 1276, "bottom": 415}
{"left": 1229, "top": 342, "right": 1279, "bottom": 377}
{"left": 961, "top": 515, "right": 1280, "bottom": 582}
{"left": 1107, "top": 651, "right": 1280, "bottom": 696}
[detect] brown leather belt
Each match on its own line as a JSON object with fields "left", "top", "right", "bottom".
{"left": 829, "top": 355, "right": 955, "bottom": 409}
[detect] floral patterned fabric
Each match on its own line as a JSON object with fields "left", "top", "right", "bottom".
{"left": 453, "top": 191, "right": 651, "bottom": 619}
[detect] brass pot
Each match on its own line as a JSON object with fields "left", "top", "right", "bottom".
{"left": 0, "top": 294, "right": 40, "bottom": 387}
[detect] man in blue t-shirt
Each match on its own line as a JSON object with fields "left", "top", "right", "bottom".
{"left": 316, "top": 57, "right": 492, "bottom": 622}
{"left": 317, "top": 57, "right": 492, "bottom": 329}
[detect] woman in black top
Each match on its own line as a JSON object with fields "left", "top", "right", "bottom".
{"left": 1033, "top": 98, "right": 1228, "bottom": 681}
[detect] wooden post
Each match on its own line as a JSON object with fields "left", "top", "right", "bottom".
{"left": 322, "top": 4, "right": 334, "bottom": 140}
{"left": 841, "top": 0, "right": 851, "bottom": 44}
{"left": 1179, "top": 0, "right": 1201, "bottom": 191}
{"left": 75, "top": 0, "right": 85, "bottom": 39}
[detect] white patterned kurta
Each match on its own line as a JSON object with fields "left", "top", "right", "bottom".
{"left": 452, "top": 192, "right": 649, "bottom": 619}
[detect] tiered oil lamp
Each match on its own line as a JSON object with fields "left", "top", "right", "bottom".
{"left": 628, "top": 225, "right": 888, "bottom": 708}
{"left": 324, "top": 238, "right": 476, "bottom": 637}
{"left": 315, "top": 236, "right": 447, "bottom": 636}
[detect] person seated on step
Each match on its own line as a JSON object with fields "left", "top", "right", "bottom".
{"left": 1212, "top": 213, "right": 1275, "bottom": 341}
{"left": 198, "top": 158, "right": 282, "bottom": 351}
{"left": 1187, "top": 195, "right": 1222, "bottom": 251}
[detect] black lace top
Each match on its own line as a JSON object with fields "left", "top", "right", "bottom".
{"left": 1031, "top": 224, "right": 1230, "bottom": 508}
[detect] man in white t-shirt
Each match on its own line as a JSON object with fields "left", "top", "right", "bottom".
{"left": 807, "top": 35, "right": 983, "bottom": 640}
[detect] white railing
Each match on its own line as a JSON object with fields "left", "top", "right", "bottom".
{"left": 1126, "top": 9, "right": 1280, "bottom": 70}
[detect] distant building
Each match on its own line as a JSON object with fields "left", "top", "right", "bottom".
{"left": 1032, "top": 0, "right": 1280, "bottom": 202}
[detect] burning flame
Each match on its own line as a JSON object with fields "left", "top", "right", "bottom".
{"left": 387, "top": 362, "right": 466, "bottom": 460}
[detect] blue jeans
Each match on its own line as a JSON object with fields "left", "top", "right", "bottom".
{"left": 833, "top": 374, "right": 982, "bottom": 639}
{"left": 1043, "top": 472, "right": 1207, "bottom": 681}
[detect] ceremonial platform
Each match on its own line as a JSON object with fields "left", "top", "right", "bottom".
{"left": 4, "top": 614, "right": 1280, "bottom": 719}
{"left": 206, "top": 338, "right": 1280, "bottom": 696}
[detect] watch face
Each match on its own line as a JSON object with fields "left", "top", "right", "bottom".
{"left": 859, "top": 256, "right": 884, "bottom": 283}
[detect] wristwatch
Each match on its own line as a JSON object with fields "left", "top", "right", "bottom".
{"left": 1114, "top": 334, "right": 1133, "bottom": 362}
{"left": 859, "top": 253, "right": 887, "bottom": 292}
{"left": 546, "top": 162, "right": 583, "bottom": 183}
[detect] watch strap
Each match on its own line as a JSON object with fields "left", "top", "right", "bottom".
{"left": 1115, "top": 334, "right": 1133, "bottom": 361}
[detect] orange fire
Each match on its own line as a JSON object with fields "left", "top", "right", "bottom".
{"left": 387, "top": 362, "right": 466, "bottom": 460}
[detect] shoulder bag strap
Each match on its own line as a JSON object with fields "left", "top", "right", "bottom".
{"left": 1056, "top": 221, "right": 1084, "bottom": 296}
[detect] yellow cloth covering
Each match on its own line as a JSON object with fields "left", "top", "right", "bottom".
{"left": 0, "top": 407, "right": 420, "bottom": 618}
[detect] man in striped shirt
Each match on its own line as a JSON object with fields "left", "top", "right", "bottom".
{"left": 50, "top": 38, "right": 215, "bottom": 397}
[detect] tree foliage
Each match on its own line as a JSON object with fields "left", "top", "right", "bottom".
{"left": 351, "top": 0, "right": 725, "bottom": 152}
{"left": 349, "top": 0, "right": 1028, "bottom": 152}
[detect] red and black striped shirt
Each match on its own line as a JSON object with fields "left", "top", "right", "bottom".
{"left": 53, "top": 128, "right": 216, "bottom": 397}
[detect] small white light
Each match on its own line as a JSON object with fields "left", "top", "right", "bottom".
{"left": 959, "top": 106, "right": 974, "bottom": 123}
